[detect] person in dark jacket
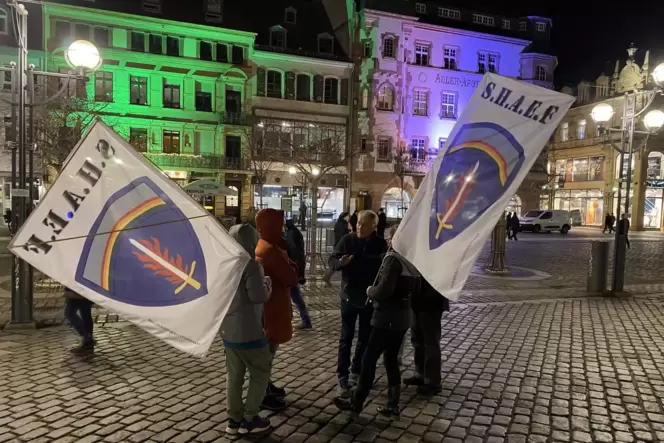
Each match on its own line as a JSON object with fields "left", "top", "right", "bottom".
{"left": 329, "top": 210, "right": 387, "bottom": 397}
{"left": 333, "top": 224, "right": 420, "bottom": 417}
{"left": 323, "top": 212, "right": 351, "bottom": 285}
{"left": 403, "top": 277, "right": 449, "bottom": 396}
{"left": 505, "top": 212, "right": 512, "bottom": 238}
{"left": 284, "top": 219, "right": 311, "bottom": 329}
{"left": 509, "top": 213, "right": 520, "bottom": 241}
{"left": 349, "top": 210, "right": 359, "bottom": 233}
{"left": 63, "top": 287, "right": 94, "bottom": 354}
{"left": 377, "top": 208, "right": 388, "bottom": 238}
{"left": 618, "top": 213, "right": 630, "bottom": 249}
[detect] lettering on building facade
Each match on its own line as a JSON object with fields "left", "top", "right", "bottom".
{"left": 417, "top": 72, "right": 480, "bottom": 88}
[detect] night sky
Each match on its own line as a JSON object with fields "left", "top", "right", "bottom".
{"left": 474, "top": 0, "right": 664, "bottom": 89}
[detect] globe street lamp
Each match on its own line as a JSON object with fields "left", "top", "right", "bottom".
{"left": 590, "top": 60, "right": 664, "bottom": 294}
{"left": 65, "top": 40, "right": 103, "bottom": 73}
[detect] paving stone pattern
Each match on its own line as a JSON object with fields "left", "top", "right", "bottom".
{"left": 3, "top": 296, "right": 664, "bottom": 442}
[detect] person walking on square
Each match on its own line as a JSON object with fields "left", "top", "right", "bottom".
{"left": 255, "top": 209, "right": 299, "bottom": 409}
{"left": 603, "top": 213, "right": 612, "bottom": 233}
{"left": 284, "top": 219, "right": 312, "bottom": 329}
{"left": 330, "top": 210, "right": 387, "bottom": 398}
{"left": 509, "top": 212, "right": 520, "bottom": 241}
{"left": 377, "top": 208, "right": 388, "bottom": 238}
{"left": 63, "top": 287, "right": 95, "bottom": 354}
{"left": 618, "top": 213, "right": 631, "bottom": 249}
{"left": 609, "top": 213, "right": 616, "bottom": 233}
{"left": 222, "top": 223, "right": 273, "bottom": 435}
{"left": 333, "top": 224, "right": 420, "bottom": 417}
{"left": 505, "top": 212, "right": 512, "bottom": 239}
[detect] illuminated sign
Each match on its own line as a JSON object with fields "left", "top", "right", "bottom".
{"left": 418, "top": 72, "right": 480, "bottom": 88}
{"left": 164, "top": 170, "right": 187, "bottom": 180}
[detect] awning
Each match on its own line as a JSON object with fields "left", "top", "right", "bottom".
{"left": 184, "top": 179, "right": 238, "bottom": 197}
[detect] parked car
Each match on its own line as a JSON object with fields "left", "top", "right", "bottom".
{"left": 519, "top": 209, "right": 572, "bottom": 234}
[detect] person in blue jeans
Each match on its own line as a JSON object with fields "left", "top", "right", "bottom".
{"left": 284, "top": 219, "right": 312, "bottom": 329}
{"left": 63, "top": 288, "right": 94, "bottom": 354}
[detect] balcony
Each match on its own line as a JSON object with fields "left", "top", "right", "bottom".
{"left": 219, "top": 112, "right": 254, "bottom": 126}
{"left": 398, "top": 157, "right": 435, "bottom": 176}
{"left": 142, "top": 153, "right": 250, "bottom": 171}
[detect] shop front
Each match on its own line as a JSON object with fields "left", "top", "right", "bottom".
{"left": 380, "top": 187, "right": 410, "bottom": 220}
{"left": 254, "top": 184, "right": 345, "bottom": 224}
{"left": 554, "top": 189, "right": 604, "bottom": 226}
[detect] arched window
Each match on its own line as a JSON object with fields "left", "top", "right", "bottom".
{"left": 361, "top": 88, "right": 369, "bottom": 109}
{"left": 377, "top": 85, "right": 394, "bottom": 111}
{"left": 382, "top": 36, "right": 395, "bottom": 58}
{"left": 506, "top": 195, "right": 522, "bottom": 216}
{"left": 536, "top": 65, "right": 547, "bottom": 81}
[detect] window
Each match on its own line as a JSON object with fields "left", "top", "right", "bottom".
{"left": 130, "top": 76, "right": 148, "bottom": 105}
{"left": 473, "top": 14, "right": 494, "bottom": 26}
{"left": 94, "top": 72, "right": 113, "bottom": 101}
{"left": 149, "top": 34, "right": 162, "bottom": 54}
{"left": 361, "top": 88, "right": 368, "bottom": 109}
{"left": 536, "top": 65, "right": 547, "bottom": 81}
{"left": 324, "top": 78, "right": 339, "bottom": 104}
{"left": 266, "top": 71, "right": 282, "bottom": 98}
{"left": 382, "top": 36, "right": 395, "bottom": 58}
{"left": 270, "top": 29, "right": 285, "bottom": 48}
{"left": 74, "top": 23, "right": 90, "bottom": 40}
{"left": 3, "top": 68, "right": 11, "bottom": 91}
{"left": 478, "top": 52, "right": 486, "bottom": 73}
{"left": 438, "top": 8, "right": 460, "bottom": 19}
{"left": 488, "top": 53, "right": 498, "bottom": 73}
{"left": 129, "top": 128, "right": 148, "bottom": 152}
{"left": 206, "top": 0, "right": 222, "bottom": 22}
{"left": 143, "top": 0, "right": 161, "bottom": 13}
{"left": 561, "top": 122, "right": 569, "bottom": 142}
{"left": 438, "top": 138, "right": 447, "bottom": 151}
{"left": 441, "top": 92, "right": 456, "bottom": 119}
{"left": 378, "top": 138, "right": 391, "bottom": 161}
{"left": 377, "top": 85, "right": 394, "bottom": 111}
{"left": 232, "top": 45, "right": 244, "bottom": 64}
{"left": 163, "top": 83, "right": 181, "bottom": 108}
{"left": 55, "top": 21, "right": 71, "bottom": 43}
{"left": 131, "top": 32, "right": 146, "bottom": 52}
{"left": 536, "top": 22, "right": 546, "bottom": 32}
{"left": 318, "top": 35, "right": 334, "bottom": 54}
{"left": 200, "top": 42, "right": 212, "bottom": 60}
{"left": 415, "top": 3, "right": 426, "bottom": 13}
{"left": 443, "top": 47, "right": 457, "bottom": 70}
{"left": 166, "top": 37, "right": 179, "bottom": 56}
{"left": 411, "top": 138, "right": 425, "bottom": 161}
{"left": 217, "top": 43, "right": 228, "bottom": 62}
{"left": 0, "top": 9, "right": 7, "bottom": 35}
{"left": 361, "top": 138, "right": 367, "bottom": 153}
{"left": 196, "top": 91, "right": 212, "bottom": 112}
{"left": 519, "top": 21, "right": 527, "bottom": 31}
{"left": 414, "top": 43, "right": 429, "bottom": 66}
{"left": 363, "top": 41, "right": 372, "bottom": 58}
{"left": 93, "top": 27, "right": 109, "bottom": 47}
{"left": 163, "top": 130, "right": 180, "bottom": 154}
{"left": 285, "top": 7, "right": 296, "bottom": 24}
{"left": 413, "top": 89, "right": 428, "bottom": 116}
{"left": 296, "top": 74, "right": 310, "bottom": 101}
{"left": 502, "top": 19, "right": 510, "bottom": 29}
{"left": 577, "top": 120, "right": 586, "bottom": 140}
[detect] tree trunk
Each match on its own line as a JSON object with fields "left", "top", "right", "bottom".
{"left": 309, "top": 181, "right": 318, "bottom": 277}
{"left": 258, "top": 182, "right": 264, "bottom": 208}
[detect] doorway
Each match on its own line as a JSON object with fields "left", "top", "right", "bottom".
{"left": 225, "top": 180, "right": 242, "bottom": 222}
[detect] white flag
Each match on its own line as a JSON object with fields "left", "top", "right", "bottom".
{"left": 9, "top": 120, "right": 249, "bottom": 356}
{"left": 393, "top": 74, "right": 574, "bottom": 301}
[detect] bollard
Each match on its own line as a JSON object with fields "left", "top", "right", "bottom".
{"left": 587, "top": 241, "right": 609, "bottom": 294}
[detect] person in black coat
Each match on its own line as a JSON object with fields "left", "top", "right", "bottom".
{"left": 618, "top": 213, "right": 631, "bottom": 249}
{"left": 284, "top": 219, "right": 311, "bottom": 329}
{"left": 349, "top": 210, "right": 359, "bottom": 233}
{"left": 377, "top": 208, "right": 388, "bottom": 238}
{"left": 509, "top": 213, "right": 520, "bottom": 241}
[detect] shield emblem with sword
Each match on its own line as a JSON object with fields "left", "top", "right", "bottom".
{"left": 429, "top": 122, "right": 525, "bottom": 250}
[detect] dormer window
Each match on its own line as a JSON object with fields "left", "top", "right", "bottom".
{"left": 285, "top": 7, "right": 296, "bottom": 24}
{"left": 142, "top": 0, "right": 161, "bottom": 13}
{"left": 536, "top": 22, "right": 546, "bottom": 32}
{"left": 270, "top": 26, "right": 286, "bottom": 49}
{"left": 415, "top": 3, "right": 426, "bottom": 13}
{"left": 318, "top": 33, "right": 334, "bottom": 54}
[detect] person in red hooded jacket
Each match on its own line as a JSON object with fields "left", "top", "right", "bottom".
{"left": 255, "top": 208, "right": 299, "bottom": 410}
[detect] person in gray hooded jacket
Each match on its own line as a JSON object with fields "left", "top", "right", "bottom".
{"left": 221, "top": 223, "right": 273, "bottom": 435}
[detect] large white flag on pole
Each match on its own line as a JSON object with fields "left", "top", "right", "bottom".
{"left": 8, "top": 120, "right": 250, "bottom": 356}
{"left": 393, "top": 74, "right": 574, "bottom": 301}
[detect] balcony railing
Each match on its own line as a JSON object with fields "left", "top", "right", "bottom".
{"left": 219, "top": 112, "right": 254, "bottom": 126}
{"left": 142, "top": 152, "right": 250, "bottom": 170}
{"left": 399, "top": 157, "right": 435, "bottom": 175}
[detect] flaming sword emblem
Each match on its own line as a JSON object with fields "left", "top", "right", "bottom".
{"left": 434, "top": 161, "right": 480, "bottom": 239}
{"left": 131, "top": 237, "right": 201, "bottom": 295}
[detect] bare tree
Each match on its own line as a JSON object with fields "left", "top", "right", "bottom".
{"left": 239, "top": 125, "right": 278, "bottom": 209}
{"left": 390, "top": 144, "right": 410, "bottom": 219}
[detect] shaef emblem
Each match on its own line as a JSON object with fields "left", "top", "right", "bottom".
{"left": 430, "top": 122, "right": 525, "bottom": 250}
{"left": 75, "top": 176, "right": 208, "bottom": 306}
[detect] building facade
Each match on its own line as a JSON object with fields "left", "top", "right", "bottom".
{"left": 547, "top": 45, "right": 664, "bottom": 230}
{"left": 350, "top": 1, "right": 556, "bottom": 217}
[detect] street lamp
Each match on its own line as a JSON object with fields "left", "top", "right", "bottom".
{"left": 311, "top": 168, "right": 320, "bottom": 176}
{"left": 590, "top": 60, "right": 664, "bottom": 294}
{"left": 5, "top": 1, "right": 100, "bottom": 326}
{"left": 288, "top": 166, "right": 296, "bottom": 175}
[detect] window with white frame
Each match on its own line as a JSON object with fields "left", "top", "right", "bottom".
{"left": 318, "top": 34, "right": 334, "bottom": 54}
{"left": 285, "top": 7, "right": 296, "bottom": 24}
{"left": 561, "top": 122, "right": 569, "bottom": 142}
{"left": 536, "top": 65, "right": 547, "bottom": 81}
{"left": 363, "top": 41, "right": 372, "bottom": 58}
{"left": 578, "top": 120, "right": 586, "bottom": 139}
{"left": 438, "top": 138, "right": 447, "bottom": 151}
{"left": 415, "top": 3, "right": 426, "bottom": 13}
{"left": 413, "top": 89, "right": 428, "bottom": 116}
{"left": 536, "top": 22, "right": 546, "bottom": 32}
{"left": 473, "top": 14, "right": 494, "bottom": 26}
{"left": 414, "top": 43, "right": 429, "bottom": 66}
{"left": 438, "top": 8, "right": 460, "bottom": 19}
{"left": 478, "top": 52, "right": 486, "bottom": 73}
{"left": 519, "top": 21, "right": 527, "bottom": 31}
{"left": 502, "top": 19, "right": 510, "bottom": 29}
{"left": 270, "top": 28, "right": 285, "bottom": 49}
{"left": 488, "top": 53, "right": 498, "bottom": 73}
{"left": 441, "top": 92, "right": 456, "bottom": 119}
{"left": 443, "top": 46, "right": 458, "bottom": 70}
{"left": 382, "top": 36, "right": 396, "bottom": 58}
{"left": 411, "top": 137, "right": 425, "bottom": 161}
{"left": 377, "top": 85, "right": 395, "bottom": 111}
{"left": 377, "top": 138, "right": 391, "bottom": 161}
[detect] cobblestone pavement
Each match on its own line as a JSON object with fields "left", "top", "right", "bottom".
{"left": 4, "top": 295, "right": 664, "bottom": 442}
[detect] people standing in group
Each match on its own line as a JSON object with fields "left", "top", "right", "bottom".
{"left": 505, "top": 212, "right": 512, "bottom": 239}
{"left": 329, "top": 210, "right": 387, "bottom": 398}
{"left": 322, "top": 212, "right": 351, "bottom": 285}
{"left": 509, "top": 212, "right": 520, "bottom": 241}
{"left": 222, "top": 223, "right": 273, "bottom": 435}
{"left": 349, "top": 210, "right": 359, "bottom": 233}
{"left": 618, "top": 213, "right": 631, "bottom": 249}
{"left": 255, "top": 209, "right": 299, "bottom": 410}
{"left": 333, "top": 224, "right": 420, "bottom": 417}
{"left": 284, "top": 219, "right": 312, "bottom": 330}
{"left": 63, "top": 287, "right": 95, "bottom": 354}
{"left": 377, "top": 208, "right": 388, "bottom": 238}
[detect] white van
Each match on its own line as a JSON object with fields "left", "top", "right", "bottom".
{"left": 519, "top": 209, "right": 572, "bottom": 234}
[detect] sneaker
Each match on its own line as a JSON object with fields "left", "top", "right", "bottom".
{"left": 417, "top": 384, "right": 442, "bottom": 396}
{"left": 299, "top": 319, "right": 312, "bottom": 330}
{"left": 226, "top": 418, "right": 242, "bottom": 434}
{"left": 268, "top": 382, "right": 286, "bottom": 397}
{"left": 70, "top": 340, "right": 95, "bottom": 355}
{"left": 333, "top": 396, "right": 362, "bottom": 413}
{"left": 349, "top": 373, "right": 359, "bottom": 387}
{"left": 376, "top": 405, "right": 400, "bottom": 418}
{"left": 403, "top": 376, "right": 425, "bottom": 386}
{"left": 338, "top": 378, "right": 351, "bottom": 398}
{"left": 261, "top": 394, "right": 286, "bottom": 411}
{"left": 240, "top": 416, "right": 271, "bottom": 434}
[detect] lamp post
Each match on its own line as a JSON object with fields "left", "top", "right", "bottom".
{"left": 590, "top": 61, "right": 664, "bottom": 294}
{"left": 5, "top": 1, "right": 101, "bottom": 326}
